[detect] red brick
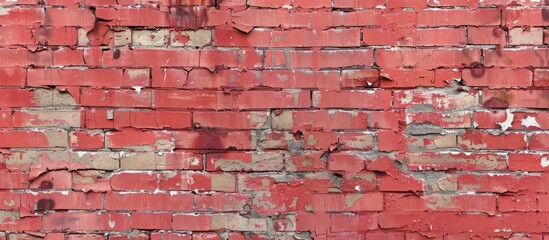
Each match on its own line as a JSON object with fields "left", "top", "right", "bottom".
{"left": 45, "top": 8, "right": 95, "bottom": 30}
{"left": 293, "top": 0, "right": 330, "bottom": 8}
{"left": 509, "top": 153, "right": 549, "bottom": 171}
{"left": 105, "top": 129, "right": 173, "bottom": 151}
{"left": 214, "top": 28, "right": 272, "bottom": 47}
{"left": 458, "top": 173, "right": 549, "bottom": 193}
{"left": 150, "top": 233, "right": 191, "bottom": 240}
{"left": 103, "top": 49, "right": 200, "bottom": 67}
{"left": 248, "top": 0, "right": 290, "bottom": 7}
{"left": 0, "top": 8, "right": 44, "bottom": 26}
{"left": 364, "top": 28, "right": 466, "bottom": 46}
{"left": 394, "top": 90, "right": 479, "bottom": 110}
{"left": 377, "top": 130, "right": 407, "bottom": 152}
{"left": 330, "top": 214, "right": 377, "bottom": 232}
{"left": 106, "top": 192, "right": 193, "bottom": 210}
{"left": 304, "top": 132, "right": 337, "bottom": 150}
{"left": 53, "top": 48, "right": 85, "bottom": 66}
{"left": 300, "top": 193, "right": 384, "bottom": 212}
{"left": 0, "top": 67, "right": 26, "bottom": 86}
{"left": 377, "top": 48, "right": 481, "bottom": 69}
{"left": 231, "top": 9, "right": 290, "bottom": 27}
{"left": 193, "top": 111, "right": 269, "bottom": 129}
{"left": 369, "top": 111, "right": 403, "bottom": 130}
{"left": 199, "top": 49, "right": 262, "bottom": 70}
{"left": 499, "top": 194, "right": 537, "bottom": 212}
{"left": 313, "top": 90, "right": 392, "bottom": 110}
{"left": 174, "top": 131, "right": 252, "bottom": 150}
{"left": 485, "top": 48, "right": 549, "bottom": 68}
{"left": 407, "top": 152, "right": 507, "bottom": 171}
{"left": 292, "top": 10, "right": 379, "bottom": 28}
{"left": 0, "top": 192, "right": 19, "bottom": 210}
{"left": 29, "top": 170, "right": 72, "bottom": 190}
{"left": 418, "top": 9, "right": 501, "bottom": 26}
{"left": 72, "top": 170, "right": 112, "bottom": 193}
{"left": 114, "top": 110, "right": 192, "bottom": 129}
{"left": 0, "top": 214, "right": 41, "bottom": 231}
{"left": 530, "top": 133, "right": 549, "bottom": 151}
{"left": 97, "top": 7, "right": 229, "bottom": 28}
{"left": 270, "top": 29, "right": 361, "bottom": 47}
{"left": 261, "top": 70, "right": 340, "bottom": 90}
{"left": 132, "top": 212, "right": 172, "bottom": 230}
{"left": 154, "top": 90, "right": 309, "bottom": 110}
{"left": 327, "top": 152, "right": 365, "bottom": 173}
{"left": 20, "top": 192, "right": 103, "bottom": 215}
{"left": 534, "top": 69, "right": 549, "bottom": 87}
{"left": 473, "top": 111, "right": 549, "bottom": 130}
{"left": 158, "top": 171, "right": 236, "bottom": 192}
{"left": 43, "top": 212, "right": 130, "bottom": 231}
{"left": 110, "top": 172, "right": 157, "bottom": 190}
{"left": 341, "top": 69, "right": 379, "bottom": 88}
{"left": 288, "top": 50, "right": 373, "bottom": 70}
{"left": 504, "top": 8, "right": 549, "bottom": 28}
{"left": 385, "top": 193, "right": 497, "bottom": 214}
{"left": 81, "top": 89, "right": 152, "bottom": 108}
{"left": 483, "top": 89, "right": 549, "bottom": 109}
{"left": 333, "top": 0, "right": 384, "bottom": 8}
{"left": 458, "top": 130, "right": 527, "bottom": 150}
{"left": 462, "top": 68, "right": 532, "bottom": 88}
{"left": 0, "top": 172, "right": 28, "bottom": 189}
{"left": 291, "top": 110, "right": 368, "bottom": 132}
{"left": 287, "top": 151, "right": 326, "bottom": 172}
{"left": 12, "top": 110, "right": 83, "bottom": 128}
{"left": 151, "top": 68, "right": 188, "bottom": 88}
{"left": 0, "top": 26, "right": 34, "bottom": 45}
{"left": 380, "top": 69, "right": 435, "bottom": 88}
{"left": 0, "top": 130, "right": 67, "bottom": 148}
{"left": 467, "top": 27, "right": 506, "bottom": 45}
{"left": 84, "top": 109, "right": 114, "bottom": 129}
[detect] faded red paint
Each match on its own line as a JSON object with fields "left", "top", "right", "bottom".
{"left": 0, "top": 0, "right": 548, "bottom": 239}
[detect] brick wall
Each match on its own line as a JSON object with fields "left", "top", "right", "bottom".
{"left": 0, "top": 0, "right": 548, "bottom": 239}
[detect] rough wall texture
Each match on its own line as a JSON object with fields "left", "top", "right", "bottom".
{"left": 0, "top": 0, "right": 548, "bottom": 239}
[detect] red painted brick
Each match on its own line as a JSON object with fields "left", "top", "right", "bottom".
{"left": 288, "top": 50, "right": 373, "bottom": 69}
{"left": 81, "top": 89, "right": 152, "bottom": 108}
{"left": 20, "top": 192, "right": 103, "bottom": 215}
{"left": 132, "top": 212, "right": 172, "bottom": 230}
{"left": 377, "top": 48, "right": 481, "bottom": 69}
{"left": 291, "top": 110, "right": 368, "bottom": 132}
{"left": 105, "top": 129, "right": 173, "bottom": 151}
{"left": 508, "top": 153, "right": 549, "bottom": 171}
{"left": 485, "top": 48, "right": 549, "bottom": 68}
{"left": 407, "top": 152, "right": 507, "bottom": 171}
{"left": 462, "top": 68, "right": 532, "bottom": 88}
{"left": 313, "top": 90, "right": 392, "bottom": 110}
{"left": 418, "top": 9, "right": 501, "bottom": 26}
{"left": 43, "top": 212, "right": 131, "bottom": 231}
{"left": 483, "top": 89, "right": 549, "bottom": 109}
{"left": 261, "top": 70, "right": 340, "bottom": 90}
{"left": 271, "top": 29, "right": 361, "bottom": 47}
{"left": 530, "top": 133, "right": 549, "bottom": 151}
{"left": 110, "top": 172, "right": 157, "bottom": 190}
{"left": 0, "top": 130, "right": 67, "bottom": 148}
{"left": 106, "top": 192, "right": 193, "bottom": 211}
{"left": 467, "top": 27, "right": 506, "bottom": 45}
{"left": 158, "top": 172, "right": 236, "bottom": 192}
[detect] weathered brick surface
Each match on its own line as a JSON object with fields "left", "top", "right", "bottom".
{"left": 0, "top": 0, "right": 548, "bottom": 239}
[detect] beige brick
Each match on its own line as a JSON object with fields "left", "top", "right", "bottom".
{"left": 132, "top": 29, "right": 169, "bottom": 47}
{"left": 170, "top": 29, "right": 212, "bottom": 47}
{"left": 509, "top": 27, "right": 543, "bottom": 45}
